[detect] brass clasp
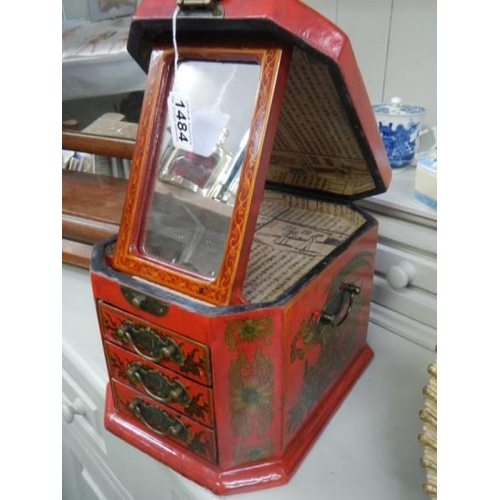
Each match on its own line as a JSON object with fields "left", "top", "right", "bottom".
{"left": 120, "top": 285, "right": 168, "bottom": 317}
{"left": 177, "top": 0, "right": 223, "bottom": 16}
{"left": 177, "top": 0, "right": 218, "bottom": 11}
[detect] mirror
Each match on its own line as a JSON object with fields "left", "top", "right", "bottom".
{"left": 142, "top": 60, "right": 261, "bottom": 279}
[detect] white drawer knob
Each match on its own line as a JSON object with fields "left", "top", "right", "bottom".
{"left": 62, "top": 397, "right": 86, "bottom": 424}
{"left": 386, "top": 261, "right": 416, "bottom": 289}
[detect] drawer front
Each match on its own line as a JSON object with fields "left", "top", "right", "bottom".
{"left": 62, "top": 340, "right": 108, "bottom": 455}
{"left": 105, "top": 341, "right": 215, "bottom": 427}
{"left": 371, "top": 274, "right": 437, "bottom": 328}
{"left": 62, "top": 366, "right": 106, "bottom": 455}
{"left": 98, "top": 302, "right": 211, "bottom": 385}
{"left": 374, "top": 212, "right": 437, "bottom": 255}
{"left": 112, "top": 379, "right": 218, "bottom": 464}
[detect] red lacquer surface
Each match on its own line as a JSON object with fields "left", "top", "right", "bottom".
{"left": 92, "top": 222, "right": 377, "bottom": 494}
{"left": 104, "top": 346, "right": 373, "bottom": 494}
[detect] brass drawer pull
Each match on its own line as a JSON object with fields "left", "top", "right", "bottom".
{"left": 127, "top": 363, "right": 189, "bottom": 405}
{"left": 114, "top": 321, "right": 185, "bottom": 366}
{"left": 317, "top": 282, "right": 360, "bottom": 331}
{"left": 128, "top": 398, "right": 187, "bottom": 440}
{"left": 125, "top": 395, "right": 214, "bottom": 461}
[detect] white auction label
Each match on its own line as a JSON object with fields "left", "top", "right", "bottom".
{"left": 168, "top": 92, "right": 194, "bottom": 152}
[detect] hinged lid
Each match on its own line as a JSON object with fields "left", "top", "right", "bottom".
{"left": 112, "top": 0, "right": 392, "bottom": 306}
{"left": 128, "top": 0, "right": 392, "bottom": 201}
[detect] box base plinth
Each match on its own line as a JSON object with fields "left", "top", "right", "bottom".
{"left": 104, "top": 344, "right": 373, "bottom": 495}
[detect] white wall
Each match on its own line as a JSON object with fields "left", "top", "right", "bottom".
{"left": 304, "top": 0, "right": 437, "bottom": 129}
{"left": 63, "top": 0, "right": 437, "bottom": 129}
{"left": 63, "top": 0, "right": 90, "bottom": 19}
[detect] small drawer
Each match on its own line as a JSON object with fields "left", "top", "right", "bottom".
{"left": 112, "top": 379, "right": 218, "bottom": 464}
{"left": 371, "top": 274, "right": 437, "bottom": 328}
{"left": 105, "top": 341, "right": 215, "bottom": 427}
{"left": 98, "top": 302, "right": 211, "bottom": 385}
{"left": 62, "top": 367, "right": 104, "bottom": 452}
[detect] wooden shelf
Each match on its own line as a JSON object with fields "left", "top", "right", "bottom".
{"left": 62, "top": 170, "right": 128, "bottom": 268}
{"left": 62, "top": 131, "right": 135, "bottom": 160}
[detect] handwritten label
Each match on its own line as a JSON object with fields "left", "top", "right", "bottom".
{"left": 168, "top": 92, "right": 194, "bottom": 152}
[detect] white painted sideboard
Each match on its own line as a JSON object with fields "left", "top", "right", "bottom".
{"left": 358, "top": 167, "right": 437, "bottom": 351}
{"left": 62, "top": 166, "right": 437, "bottom": 500}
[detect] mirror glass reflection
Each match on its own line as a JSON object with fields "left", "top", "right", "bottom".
{"left": 142, "top": 60, "right": 260, "bottom": 279}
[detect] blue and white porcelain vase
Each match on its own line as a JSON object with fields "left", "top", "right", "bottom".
{"left": 372, "top": 97, "right": 426, "bottom": 171}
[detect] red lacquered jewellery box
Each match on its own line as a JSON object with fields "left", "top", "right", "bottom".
{"left": 90, "top": 0, "right": 392, "bottom": 494}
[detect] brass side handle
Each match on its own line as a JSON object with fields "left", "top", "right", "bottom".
{"left": 317, "top": 282, "right": 360, "bottom": 331}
